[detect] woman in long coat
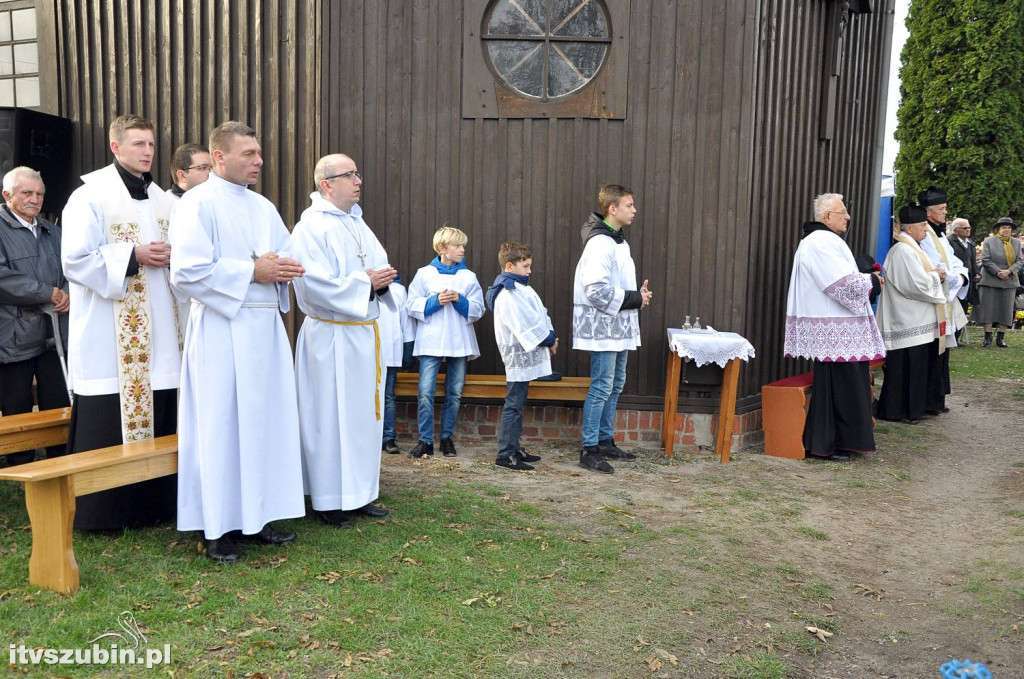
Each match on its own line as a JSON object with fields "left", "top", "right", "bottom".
{"left": 977, "top": 217, "right": 1022, "bottom": 347}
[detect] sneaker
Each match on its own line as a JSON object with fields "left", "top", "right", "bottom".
{"left": 580, "top": 446, "right": 614, "bottom": 474}
{"left": 517, "top": 448, "right": 542, "bottom": 463}
{"left": 382, "top": 439, "right": 401, "bottom": 455}
{"left": 407, "top": 440, "right": 434, "bottom": 458}
{"left": 495, "top": 456, "right": 534, "bottom": 471}
{"left": 597, "top": 438, "right": 636, "bottom": 460}
{"left": 440, "top": 437, "right": 458, "bottom": 457}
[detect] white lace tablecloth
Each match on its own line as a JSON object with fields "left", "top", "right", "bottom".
{"left": 666, "top": 328, "right": 756, "bottom": 368}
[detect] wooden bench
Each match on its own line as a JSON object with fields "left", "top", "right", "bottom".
{"left": 761, "top": 359, "right": 884, "bottom": 459}
{"left": 0, "top": 435, "right": 178, "bottom": 595}
{"left": 0, "top": 407, "right": 72, "bottom": 457}
{"left": 394, "top": 373, "right": 591, "bottom": 401}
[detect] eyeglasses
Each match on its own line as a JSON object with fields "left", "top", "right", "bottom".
{"left": 325, "top": 170, "right": 362, "bottom": 182}
{"left": 827, "top": 209, "right": 850, "bottom": 217}
{"left": 186, "top": 164, "right": 212, "bottom": 172}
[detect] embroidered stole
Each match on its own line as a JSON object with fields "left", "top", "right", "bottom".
{"left": 926, "top": 225, "right": 968, "bottom": 332}
{"left": 896, "top": 233, "right": 947, "bottom": 354}
{"left": 86, "top": 166, "right": 180, "bottom": 442}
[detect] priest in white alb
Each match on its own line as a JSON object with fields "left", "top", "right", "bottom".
{"left": 783, "top": 193, "right": 886, "bottom": 462}
{"left": 170, "top": 121, "right": 306, "bottom": 563}
{"left": 875, "top": 204, "right": 947, "bottom": 424}
{"left": 61, "top": 114, "right": 184, "bottom": 530}
{"left": 288, "top": 153, "right": 397, "bottom": 527}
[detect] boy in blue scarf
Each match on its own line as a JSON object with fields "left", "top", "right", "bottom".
{"left": 405, "top": 225, "right": 485, "bottom": 458}
{"left": 486, "top": 242, "right": 557, "bottom": 470}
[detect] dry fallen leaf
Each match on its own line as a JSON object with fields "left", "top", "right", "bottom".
{"left": 805, "top": 626, "right": 834, "bottom": 643}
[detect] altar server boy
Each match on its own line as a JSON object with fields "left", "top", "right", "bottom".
{"left": 379, "top": 279, "right": 415, "bottom": 454}
{"left": 485, "top": 242, "right": 557, "bottom": 470}
{"left": 405, "top": 225, "right": 485, "bottom": 458}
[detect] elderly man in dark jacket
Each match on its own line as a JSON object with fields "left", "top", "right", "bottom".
{"left": 0, "top": 166, "right": 70, "bottom": 465}
{"left": 946, "top": 217, "right": 979, "bottom": 345}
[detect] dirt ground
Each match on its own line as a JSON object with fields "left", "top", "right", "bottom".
{"left": 379, "top": 377, "right": 1024, "bottom": 678}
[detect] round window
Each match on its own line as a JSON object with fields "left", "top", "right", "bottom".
{"left": 483, "top": 0, "right": 612, "bottom": 101}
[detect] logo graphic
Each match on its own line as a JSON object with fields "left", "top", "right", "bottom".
{"left": 88, "top": 610, "right": 148, "bottom": 648}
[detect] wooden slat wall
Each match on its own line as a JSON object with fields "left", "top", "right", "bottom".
{"left": 744, "top": 0, "right": 894, "bottom": 405}
{"left": 50, "top": 0, "right": 320, "bottom": 335}
{"left": 322, "top": 0, "right": 762, "bottom": 408}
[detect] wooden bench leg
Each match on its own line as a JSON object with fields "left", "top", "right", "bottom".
{"left": 714, "top": 358, "right": 741, "bottom": 464}
{"left": 662, "top": 351, "right": 681, "bottom": 457}
{"left": 24, "top": 478, "right": 79, "bottom": 595}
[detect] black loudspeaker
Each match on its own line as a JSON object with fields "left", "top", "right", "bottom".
{"left": 0, "top": 107, "right": 73, "bottom": 218}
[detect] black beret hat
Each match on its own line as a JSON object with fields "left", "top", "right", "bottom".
{"left": 898, "top": 204, "right": 927, "bottom": 224}
{"left": 917, "top": 185, "right": 947, "bottom": 207}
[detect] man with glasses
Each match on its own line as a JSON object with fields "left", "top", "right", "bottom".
{"left": 946, "top": 218, "right": 979, "bottom": 345}
{"left": 289, "top": 154, "right": 397, "bottom": 526}
{"left": 167, "top": 143, "right": 212, "bottom": 201}
{"left": 783, "top": 193, "right": 885, "bottom": 461}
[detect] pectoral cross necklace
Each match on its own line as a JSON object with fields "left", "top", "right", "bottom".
{"left": 341, "top": 217, "right": 368, "bottom": 267}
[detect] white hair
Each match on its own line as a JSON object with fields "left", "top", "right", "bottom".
{"left": 813, "top": 193, "right": 843, "bottom": 221}
{"left": 950, "top": 218, "right": 970, "bottom": 230}
{"left": 2, "top": 166, "right": 43, "bottom": 194}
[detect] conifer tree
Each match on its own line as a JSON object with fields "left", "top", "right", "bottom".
{"left": 894, "top": 0, "right": 1024, "bottom": 230}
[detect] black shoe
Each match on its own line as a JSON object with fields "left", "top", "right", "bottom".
{"left": 204, "top": 538, "right": 242, "bottom": 563}
{"left": 316, "top": 510, "right": 354, "bottom": 527}
{"left": 533, "top": 371, "right": 562, "bottom": 382}
{"left": 996, "top": 332, "right": 1008, "bottom": 348}
{"left": 352, "top": 503, "right": 389, "bottom": 518}
{"left": 827, "top": 452, "right": 853, "bottom": 462}
{"left": 408, "top": 440, "right": 434, "bottom": 458}
{"left": 496, "top": 456, "right": 535, "bottom": 471}
{"left": 597, "top": 438, "right": 637, "bottom": 460}
{"left": 232, "top": 524, "right": 297, "bottom": 545}
{"left": 517, "top": 448, "right": 542, "bottom": 463}
{"left": 906, "top": 418, "right": 920, "bottom": 424}
{"left": 440, "top": 437, "right": 458, "bottom": 457}
{"left": 983, "top": 331, "right": 993, "bottom": 347}
{"left": 382, "top": 439, "right": 401, "bottom": 455}
{"left": 580, "top": 447, "right": 614, "bottom": 474}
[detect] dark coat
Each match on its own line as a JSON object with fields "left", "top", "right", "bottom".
{"left": 947, "top": 233, "right": 979, "bottom": 304}
{"left": 0, "top": 205, "right": 68, "bottom": 363}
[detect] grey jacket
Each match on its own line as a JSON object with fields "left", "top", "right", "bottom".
{"left": 0, "top": 205, "right": 68, "bottom": 363}
{"left": 979, "top": 235, "right": 1023, "bottom": 290}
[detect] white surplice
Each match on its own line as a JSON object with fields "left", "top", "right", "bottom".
{"left": 406, "top": 263, "right": 484, "bottom": 359}
{"left": 378, "top": 282, "right": 414, "bottom": 368}
{"left": 493, "top": 282, "right": 553, "bottom": 382}
{"left": 919, "top": 224, "right": 969, "bottom": 344}
{"left": 169, "top": 173, "right": 304, "bottom": 539}
{"left": 61, "top": 165, "right": 183, "bottom": 396}
{"left": 288, "top": 195, "right": 395, "bottom": 512}
{"left": 875, "top": 239, "right": 946, "bottom": 351}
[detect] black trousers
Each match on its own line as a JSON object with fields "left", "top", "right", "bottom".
{"left": 65, "top": 389, "right": 178, "bottom": 530}
{"left": 0, "top": 350, "right": 70, "bottom": 465}
{"left": 877, "top": 343, "right": 930, "bottom": 422}
{"left": 925, "top": 339, "right": 950, "bottom": 412}
{"left": 803, "top": 361, "right": 875, "bottom": 457}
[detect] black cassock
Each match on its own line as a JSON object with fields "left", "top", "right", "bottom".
{"left": 877, "top": 341, "right": 932, "bottom": 422}
{"left": 803, "top": 360, "right": 875, "bottom": 457}
{"left": 62, "top": 389, "right": 178, "bottom": 530}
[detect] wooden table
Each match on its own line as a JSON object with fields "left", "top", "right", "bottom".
{"left": 660, "top": 330, "right": 754, "bottom": 463}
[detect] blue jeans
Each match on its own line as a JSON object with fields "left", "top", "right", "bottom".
{"left": 382, "top": 366, "right": 399, "bottom": 442}
{"left": 497, "top": 381, "right": 529, "bottom": 461}
{"left": 582, "top": 350, "right": 629, "bottom": 447}
{"left": 417, "top": 356, "right": 467, "bottom": 443}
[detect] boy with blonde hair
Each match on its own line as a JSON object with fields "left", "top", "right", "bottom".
{"left": 486, "top": 242, "right": 557, "bottom": 470}
{"left": 405, "top": 225, "right": 484, "bottom": 457}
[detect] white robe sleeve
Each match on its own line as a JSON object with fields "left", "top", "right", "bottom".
{"left": 497, "top": 289, "right": 550, "bottom": 352}
{"left": 289, "top": 223, "right": 373, "bottom": 318}
{"left": 61, "top": 190, "right": 133, "bottom": 300}
{"left": 579, "top": 240, "right": 625, "bottom": 315}
{"left": 462, "top": 273, "right": 485, "bottom": 323}
{"left": 169, "top": 198, "right": 255, "bottom": 319}
{"left": 885, "top": 245, "right": 946, "bottom": 304}
{"left": 405, "top": 269, "right": 432, "bottom": 321}
{"left": 369, "top": 232, "right": 396, "bottom": 313}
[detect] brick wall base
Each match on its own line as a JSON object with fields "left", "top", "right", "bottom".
{"left": 391, "top": 402, "right": 764, "bottom": 452}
